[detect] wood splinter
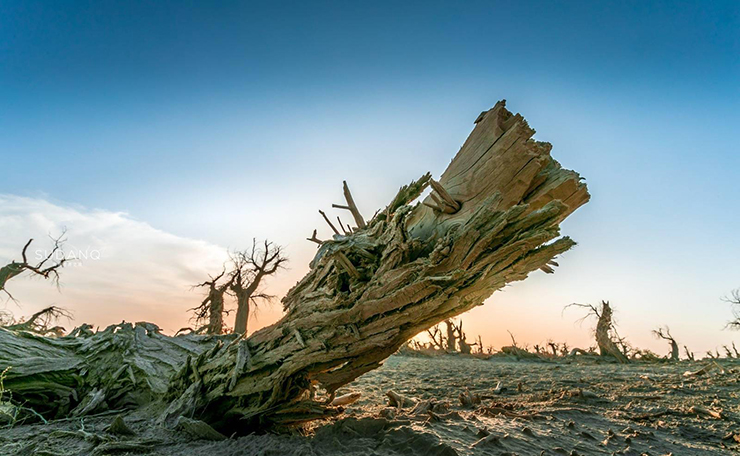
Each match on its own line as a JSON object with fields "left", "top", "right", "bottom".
{"left": 422, "top": 201, "right": 444, "bottom": 212}
{"left": 335, "top": 252, "right": 360, "bottom": 279}
{"left": 306, "top": 229, "right": 323, "bottom": 245}
{"left": 330, "top": 392, "right": 361, "bottom": 407}
{"left": 293, "top": 329, "right": 305, "bottom": 348}
{"left": 423, "top": 192, "right": 456, "bottom": 214}
{"left": 332, "top": 181, "right": 366, "bottom": 229}
{"left": 349, "top": 324, "right": 360, "bottom": 340}
{"left": 540, "top": 258, "right": 559, "bottom": 274}
{"left": 319, "top": 210, "right": 340, "bottom": 235}
{"left": 337, "top": 216, "right": 350, "bottom": 235}
{"left": 427, "top": 178, "right": 461, "bottom": 214}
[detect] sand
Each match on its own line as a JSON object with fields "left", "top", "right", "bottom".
{"left": 2, "top": 355, "right": 738, "bottom": 455}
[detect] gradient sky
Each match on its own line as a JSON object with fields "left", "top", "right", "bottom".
{"left": 1, "top": 1, "right": 739, "bottom": 356}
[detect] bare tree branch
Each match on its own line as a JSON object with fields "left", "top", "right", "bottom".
{"left": 724, "top": 289, "right": 740, "bottom": 329}
{"left": 332, "top": 181, "right": 366, "bottom": 229}
{"left": 306, "top": 229, "right": 323, "bottom": 246}
{"left": 0, "top": 232, "right": 68, "bottom": 301}
{"left": 318, "top": 210, "right": 340, "bottom": 236}
{"left": 652, "top": 325, "right": 679, "bottom": 361}
{"left": 189, "top": 268, "right": 231, "bottom": 335}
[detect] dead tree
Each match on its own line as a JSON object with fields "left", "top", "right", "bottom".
{"left": 565, "top": 301, "right": 629, "bottom": 363}
{"left": 0, "top": 101, "right": 589, "bottom": 431}
{"left": 725, "top": 289, "right": 740, "bottom": 329}
{"left": 683, "top": 345, "right": 695, "bottom": 361}
{"left": 425, "top": 325, "right": 445, "bottom": 350}
{"left": 444, "top": 320, "right": 456, "bottom": 352}
{"left": 0, "top": 310, "right": 14, "bottom": 326}
{"left": 3, "top": 306, "right": 72, "bottom": 337}
{"left": 450, "top": 320, "right": 471, "bottom": 354}
{"left": 189, "top": 242, "right": 287, "bottom": 336}
{"left": 191, "top": 270, "right": 231, "bottom": 335}
{"left": 500, "top": 330, "right": 527, "bottom": 356}
{"left": 459, "top": 337, "right": 471, "bottom": 355}
{"left": 506, "top": 330, "right": 519, "bottom": 348}
{"left": 652, "top": 326, "right": 679, "bottom": 361}
{"left": 593, "top": 302, "right": 628, "bottom": 362}
{"left": 229, "top": 240, "right": 287, "bottom": 335}
{"left": 0, "top": 235, "right": 67, "bottom": 301}
{"left": 500, "top": 331, "right": 540, "bottom": 359}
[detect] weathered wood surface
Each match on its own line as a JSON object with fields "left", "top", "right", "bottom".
{"left": 0, "top": 322, "right": 229, "bottom": 418}
{"left": 166, "top": 100, "right": 589, "bottom": 431}
{"left": 0, "top": 101, "right": 589, "bottom": 432}
{"left": 593, "top": 302, "right": 629, "bottom": 363}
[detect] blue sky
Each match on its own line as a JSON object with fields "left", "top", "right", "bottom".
{"left": 1, "top": 1, "right": 738, "bottom": 354}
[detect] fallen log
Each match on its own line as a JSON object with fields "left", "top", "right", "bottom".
{"left": 0, "top": 322, "right": 229, "bottom": 419}
{"left": 0, "top": 100, "right": 589, "bottom": 433}
{"left": 168, "top": 100, "right": 589, "bottom": 431}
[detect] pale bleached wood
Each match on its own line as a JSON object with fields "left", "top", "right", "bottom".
{"left": 429, "top": 178, "right": 461, "bottom": 213}
{"left": 318, "top": 210, "right": 340, "bottom": 235}
{"left": 332, "top": 181, "right": 366, "bottom": 229}
{"left": 337, "top": 216, "right": 350, "bottom": 235}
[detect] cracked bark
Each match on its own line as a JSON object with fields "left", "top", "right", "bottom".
{"left": 166, "top": 100, "right": 589, "bottom": 431}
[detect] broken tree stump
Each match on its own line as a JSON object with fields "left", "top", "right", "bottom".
{"left": 166, "top": 100, "right": 589, "bottom": 431}
{"left": 653, "top": 326, "right": 680, "bottom": 361}
{"left": 0, "top": 101, "right": 589, "bottom": 433}
{"left": 594, "top": 302, "right": 629, "bottom": 363}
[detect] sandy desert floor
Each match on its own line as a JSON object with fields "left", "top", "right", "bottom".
{"left": 2, "top": 355, "right": 739, "bottom": 455}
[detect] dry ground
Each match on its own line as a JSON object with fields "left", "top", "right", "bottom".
{"left": 2, "top": 355, "right": 739, "bottom": 455}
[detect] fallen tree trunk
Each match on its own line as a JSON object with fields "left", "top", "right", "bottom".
{"left": 0, "top": 322, "right": 230, "bottom": 419}
{"left": 0, "top": 101, "right": 589, "bottom": 432}
{"left": 165, "top": 100, "right": 589, "bottom": 431}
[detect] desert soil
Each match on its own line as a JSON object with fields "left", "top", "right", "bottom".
{"left": 2, "top": 355, "right": 739, "bottom": 455}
